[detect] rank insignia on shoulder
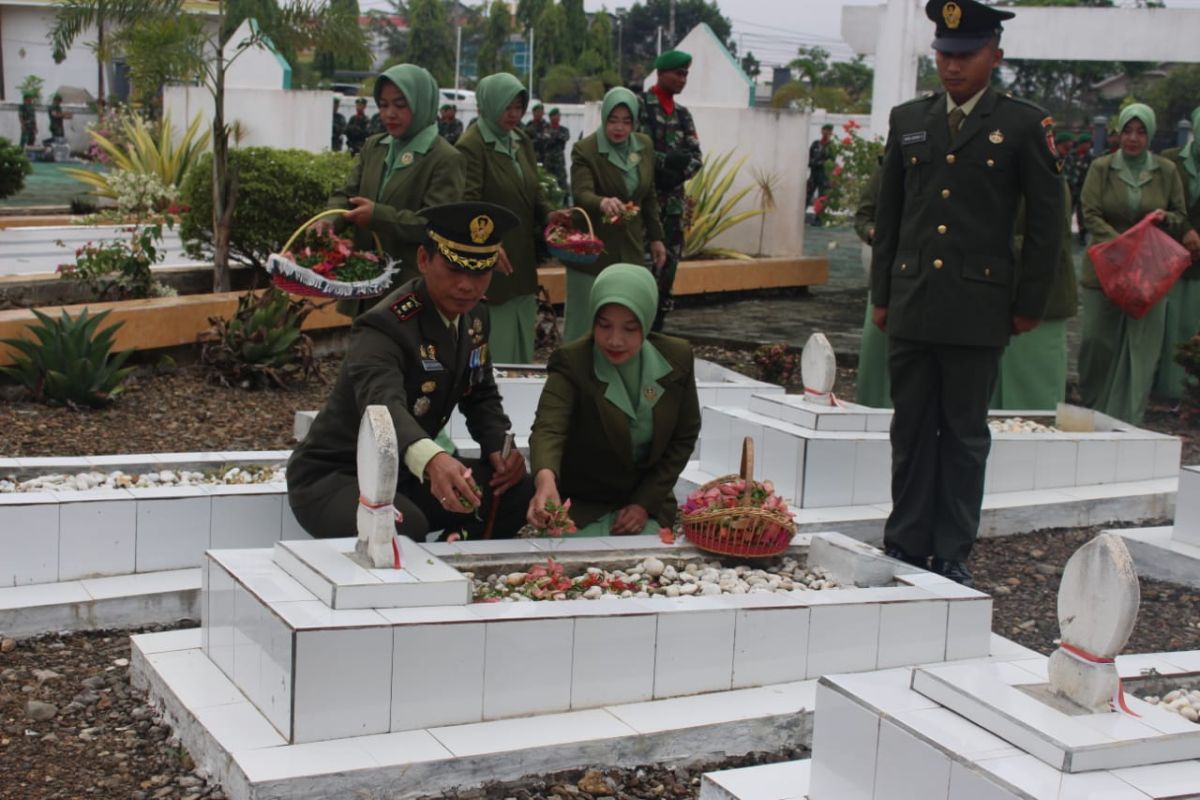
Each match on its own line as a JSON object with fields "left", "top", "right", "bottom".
{"left": 390, "top": 293, "right": 422, "bottom": 322}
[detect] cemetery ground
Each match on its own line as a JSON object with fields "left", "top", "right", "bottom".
{"left": 1, "top": 224, "right": 1198, "bottom": 799}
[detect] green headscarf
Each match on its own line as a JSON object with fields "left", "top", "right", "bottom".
{"left": 1112, "top": 103, "right": 1158, "bottom": 213}
{"left": 1182, "top": 105, "right": 1200, "bottom": 201}
{"left": 589, "top": 264, "right": 671, "bottom": 424}
{"left": 597, "top": 88, "right": 645, "bottom": 195}
{"left": 476, "top": 73, "right": 527, "bottom": 173}
{"left": 375, "top": 64, "right": 440, "bottom": 188}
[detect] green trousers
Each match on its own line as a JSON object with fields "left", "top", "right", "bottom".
{"left": 1153, "top": 278, "right": 1200, "bottom": 401}
{"left": 856, "top": 293, "right": 892, "bottom": 408}
{"left": 884, "top": 337, "right": 1002, "bottom": 563}
{"left": 1079, "top": 287, "right": 1166, "bottom": 425}
{"left": 992, "top": 319, "right": 1068, "bottom": 411}
{"left": 562, "top": 269, "right": 597, "bottom": 345}
{"left": 652, "top": 213, "right": 685, "bottom": 332}
{"left": 488, "top": 294, "right": 537, "bottom": 365}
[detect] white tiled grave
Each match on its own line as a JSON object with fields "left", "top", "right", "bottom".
{"left": 199, "top": 531, "right": 993, "bottom": 745}
{"left": 1120, "top": 465, "right": 1200, "bottom": 589}
{"left": 691, "top": 399, "right": 1181, "bottom": 509}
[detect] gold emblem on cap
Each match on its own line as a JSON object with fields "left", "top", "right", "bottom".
{"left": 470, "top": 215, "right": 494, "bottom": 245}
{"left": 400, "top": 151, "right": 414, "bottom": 165}
{"left": 989, "top": 129, "right": 1005, "bottom": 144}
{"left": 943, "top": 1, "right": 962, "bottom": 29}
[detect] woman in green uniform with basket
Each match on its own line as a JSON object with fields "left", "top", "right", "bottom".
{"left": 527, "top": 263, "right": 700, "bottom": 537}
{"left": 1157, "top": 105, "right": 1200, "bottom": 401}
{"left": 561, "top": 88, "right": 667, "bottom": 343}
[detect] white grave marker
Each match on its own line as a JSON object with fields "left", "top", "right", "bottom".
{"left": 800, "top": 332, "right": 837, "bottom": 405}
{"left": 355, "top": 405, "right": 401, "bottom": 568}
{"left": 1047, "top": 533, "right": 1140, "bottom": 713}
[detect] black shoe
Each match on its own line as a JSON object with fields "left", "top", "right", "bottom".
{"left": 931, "top": 558, "right": 974, "bottom": 587}
{"left": 884, "top": 544, "right": 929, "bottom": 570}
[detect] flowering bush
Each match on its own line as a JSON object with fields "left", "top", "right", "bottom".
{"left": 56, "top": 223, "right": 172, "bottom": 300}
{"left": 814, "top": 119, "right": 884, "bottom": 225}
{"left": 753, "top": 342, "right": 799, "bottom": 386}
{"left": 106, "top": 170, "right": 179, "bottom": 217}
{"left": 282, "top": 226, "right": 386, "bottom": 283}
{"left": 1176, "top": 333, "right": 1200, "bottom": 422}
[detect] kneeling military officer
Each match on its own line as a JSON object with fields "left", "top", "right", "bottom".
{"left": 287, "top": 201, "right": 534, "bottom": 541}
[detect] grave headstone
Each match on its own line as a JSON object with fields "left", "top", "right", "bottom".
{"left": 355, "top": 405, "right": 400, "bottom": 568}
{"left": 800, "top": 333, "right": 837, "bottom": 406}
{"left": 1047, "top": 533, "right": 1140, "bottom": 712}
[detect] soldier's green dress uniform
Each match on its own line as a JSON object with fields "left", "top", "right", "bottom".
{"left": 1155, "top": 105, "right": 1200, "bottom": 401}
{"left": 1079, "top": 104, "right": 1190, "bottom": 424}
{"left": 287, "top": 202, "right": 533, "bottom": 540}
{"left": 530, "top": 264, "right": 701, "bottom": 534}
{"left": 47, "top": 95, "right": 67, "bottom": 141}
{"left": 639, "top": 50, "right": 702, "bottom": 332}
{"left": 327, "top": 65, "right": 465, "bottom": 317}
{"left": 544, "top": 112, "right": 571, "bottom": 193}
{"left": 564, "top": 88, "right": 665, "bottom": 343}
{"left": 457, "top": 73, "right": 558, "bottom": 364}
{"left": 524, "top": 103, "right": 549, "bottom": 163}
{"left": 18, "top": 94, "right": 36, "bottom": 148}
{"left": 345, "top": 102, "right": 370, "bottom": 154}
{"left": 853, "top": 160, "right": 890, "bottom": 408}
{"left": 872, "top": 0, "right": 1063, "bottom": 575}
{"left": 992, "top": 179, "right": 1078, "bottom": 410}
{"left": 331, "top": 102, "right": 346, "bottom": 151}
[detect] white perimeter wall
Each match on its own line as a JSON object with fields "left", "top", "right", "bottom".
{"left": 2, "top": 6, "right": 102, "bottom": 102}
{"left": 0, "top": 105, "right": 95, "bottom": 151}
{"left": 163, "top": 85, "right": 329, "bottom": 152}
{"left": 642, "top": 24, "right": 753, "bottom": 109}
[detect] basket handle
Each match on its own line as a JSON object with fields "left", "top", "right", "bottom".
{"left": 566, "top": 206, "right": 595, "bottom": 238}
{"left": 739, "top": 437, "right": 755, "bottom": 505}
{"left": 281, "top": 208, "right": 385, "bottom": 258}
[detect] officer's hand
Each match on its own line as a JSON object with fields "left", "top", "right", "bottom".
{"left": 650, "top": 241, "right": 667, "bottom": 270}
{"left": 1182, "top": 229, "right": 1200, "bottom": 260}
{"left": 425, "top": 453, "right": 482, "bottom": 513}
{"left": 495, "top": 246, "right": 513, "bottom": 275}
{"left": 527, "top": 469, "right": 561, "bottom": 528}
{"left": 1011, "top": 315, "right": 1040, "bottom": 335}
{"left": 345, "top": 196, "right": 375, "bottom": 228}
{"left": 611, "top": 504, "right": 649, "bottom": 535}
{"left": 547, "top": 209, "right": 574, "bottom": 228}
{"left": 599, "top": 197, "right": 625, "bottom": 219}
{"left": 489, "top": 448, "right": 526, "bottom": 495}
{"left": 1150, "top": 209, "right": 1167, "bottom": 224}
{"left": 872, "top": 306, "right": 888, "bottom": 331}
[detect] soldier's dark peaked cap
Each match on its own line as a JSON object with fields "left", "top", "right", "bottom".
{"left": 421, "top": 202, "right": 519, "bottom": 273}
{"left": 926, "top": 0, "right": 1014, "bottom": 54}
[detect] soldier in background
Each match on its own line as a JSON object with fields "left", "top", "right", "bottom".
{"left": 638, "top": 50, "right": 702, "bottom": 332}
{"left": 525, "top": 101, "right": 549, "bottom": 163}
{"left": 544, "top": 108, "right": 570, "bottom": 193}
{"left": 18, "top": 92, "right": 37, "bottom": 148}
{"left": 345, "top": 97, "right": 371, "bottom": 154}
{"left": 1069, "top": 133, "right": 1094, "bottom": 245}
{"left": 438, "top": 103, "right": 464, "bottom": 145}
{"left": 807, "top": 123, "right": 834, "bottom": 223}
{"left": 331, "top": 97, "right": 346, "bottom": 152}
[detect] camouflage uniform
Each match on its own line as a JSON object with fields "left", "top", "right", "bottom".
{"left": 438, "top": 117, "right": 464, "bottom": 145}
{"left": 369, "top": 113, "right": 385, "bottom": 136}
{"left": 638, "top": 90, "right": 702, "bottom": 331}
{"left": 543, "top": 123, "right": 570, "bottom": 193}
{"left": 331, "top": 110, "right": 347, "bottom": 151}
{"left": 525, "top": 116, "right": 549, "bottom": 162}
{"left": 1068, "top": 146, "right": 1093, "bottom": 244}
{"left": 345, "top": 111, "right": 370, "bottom": 154}
{"left": 18, "top": 98, "right": 37, "bottom": 148}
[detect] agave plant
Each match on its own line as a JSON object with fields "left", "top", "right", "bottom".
{"left": 682, "top": 151, "right": 771, "bottom": 261}
{"left": 198, "top": 289, "right": 318, "bottom": 390}
{"left": 64, "top": 112, "right": 210, "bottom": 201}
{"left": 0, "top": 308, "right": 135, "bottom": 408}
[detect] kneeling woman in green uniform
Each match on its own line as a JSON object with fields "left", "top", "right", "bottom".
{"left": 528, "top": 263, "right": 700, "bottom": 536}
{"left": 325, "top": 64, "right": 465, "bottom": 315}
{"left": 1078, "top": 103, "right": 1197, "bottom": 424}
{"left": 563, "top": 88, "right": 666, "bottom": 343}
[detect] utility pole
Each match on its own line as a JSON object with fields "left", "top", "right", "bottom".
{"left": 668, "top": 0, "right": 675, "bottom": 47}
{"left": 454, "top": 24, "right": 462, "bottom": 91}
{"left": 656, "top": 25, "right": 662, "bottom": 56}
{"left": 528, "top": 27, "right": 534, "bottom": 96}
{"left": 616, "top": 8, "right": 625, "bottom": 83}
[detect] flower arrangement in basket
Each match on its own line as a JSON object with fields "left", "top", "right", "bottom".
{"left": 544, "top": 206, "right": 605, "bottom": 264}
{"left": 681, "top": 437, "right": 796, "bottom": 558}
{"left": 265, "top": 209, "right": 398, "bottom": 299}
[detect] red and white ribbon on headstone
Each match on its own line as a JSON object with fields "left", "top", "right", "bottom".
{"left": 804, "top": 386, "right": 846, "bottom": 408}
{"left": 1057, "top": 642, "right": 1141, "bottom": 717}
{"left": 359, "top": 495, "right": 404, "bottom": 569}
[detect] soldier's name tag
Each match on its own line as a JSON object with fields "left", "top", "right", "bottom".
{"left": 901, "top": 131, "right": 927, "bottom": 146}
{"left": 421, "top": 359, "right": 444, "bottom": 372}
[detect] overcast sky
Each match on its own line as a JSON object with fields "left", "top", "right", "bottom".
{"left": 359, "top": 0, "right": 1200, "bottom": 68}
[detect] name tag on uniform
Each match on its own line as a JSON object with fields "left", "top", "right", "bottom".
{"left": 421, "top": 359, "right": 444, "bottom": 372}
{"left": 901, "top": 131, "right": 927, "bottom": 146}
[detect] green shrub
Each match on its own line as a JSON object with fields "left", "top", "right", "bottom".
{"left": 0, "top": 308, "right": 135, "bottom": 408}
{"left": 0, "top": 138, "right": 33, "bottom": 200}
{"left": 197, "top": 288, "right": 318, "bottom": 389}
{"left": 56, "top": 222, "right": 174, "bottom": 300}
{"left": 180, "top": 148, "right": 354, "bottom": 269}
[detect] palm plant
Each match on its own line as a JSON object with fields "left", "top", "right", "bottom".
{"left": 63, "top": 112, "right": 210, "bottom": 200}
{"left": 682, "top": 151, "right": 771, "bottom": 261}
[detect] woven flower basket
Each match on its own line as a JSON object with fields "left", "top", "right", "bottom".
{"left": 265, "top": 209, "right": 397, "bottom": 299}
{"left": 682, "top": 438, "right": 797, "bottom": 559}
{"left": 544, "top": 206, "right": 605, "bottom": 265}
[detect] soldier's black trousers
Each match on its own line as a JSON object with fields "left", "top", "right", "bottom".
{"left": 883, "top": 337, "right": 1002, "bottom": 563}
{"left": 290, "top": 457, "right": 535, "bottom": 542}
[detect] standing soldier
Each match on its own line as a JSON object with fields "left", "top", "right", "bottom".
{"left": 438, "top": 103, "right": 464, "bottom": 145}
{"left": 638, "top": 50, "right": 702, "bottom": 332}
{"left": 807, "top": 123, "right": 834, "bottom": 223}
{"left": 47, "top": 93, "right": 71, "bottom": 142}
{"left": 525, "top": 101, "right": 549, "bottom": 163}
{"left": 1069, "top": 133, "right": 1093, "bottom": 245}
{"left": 544, "top": 108, "right": 571, "bottom": 192}
{"left": 345, "top": 97, "right": 370, "bottom": 154}
{"left": 331, "top": 97, "right": 346, "bottom": 152}
{"left": 369, "top": 107, "right": 385, "bottom": 137}
{"left": 18, "top": 92, "right": 37, "bottom": 148}
{"left": 870, "top": 0, "right": 1063, "bottom": 585}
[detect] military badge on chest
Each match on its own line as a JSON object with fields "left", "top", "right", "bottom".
{"left": 419, "top": 343, "right": 443, "bottom": 372}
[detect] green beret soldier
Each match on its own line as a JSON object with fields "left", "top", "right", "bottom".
{"left": 870, "top": 0, "right": 1064, "bottom": 585}
{"left": 345, "top": 97, "right": 371, "bottom": 154}
{"left": 331, "top": 97, "right": 347, "bottom": 152}
{"left": 438, "top": 103, "right": 463, "bottom": 145}
{"left": 807, "top": 123, "right": 836, "bottom": 222}
{"left": 524, "top": 101, "right": 549, "bottom": 163}
{"left": 287, "top": 202, "right": 534, "bottom": 541}
{"left": 544, "top": 107, "right": 571, "bottom": 193}
{"left": 639, "top": 49, "right": 703, "bottom": 331}
{"left": 18, "top": 92, "right": 37, "bottom": 148}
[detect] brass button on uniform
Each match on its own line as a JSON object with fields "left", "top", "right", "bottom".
{"left": 900, "top": 263, "right": 908, "bottom": 272}
{"left": 946, "top": 154, "right": 956, "bottom": 164}
{"left": 941, "top": 189, "right": 951, "bottom": 199}
{"left": 937, "top": 224, "right": 947, "bottom": 234}
{"left": 987, "top": 158, "right": 995, "bottom": 167}
{"left": 911, "top": 156, "right": 918, "bottom": 165}
{"left": 984, "top": 267, "right": 992, "bottom": 276}
{"left": 933, "top": 259, "right": 944, "bottom": 269}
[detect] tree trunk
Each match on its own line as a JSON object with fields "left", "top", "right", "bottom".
{"left": 97, "top": 20, "right": 106, "bottom": 104}
{"left": 211, "top": 35, "right": 233, "bottom": 293}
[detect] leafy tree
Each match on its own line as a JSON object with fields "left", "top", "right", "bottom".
{"left": 1142, "top": 65, "right": 1200, "bottom": 139}
{"left": 562, "top": 0, "right": 588, "bottom": 62}
{"left": 533, "top": 2, "right": 568, "bottom": 86}
{"left": 579, "top": 10, "right": 614, "bottom": 74}
{"left": 541, "top": 63, "right": 581, "bottom": 102}
{"left": 788, "top": 46, "right": 830, "bottom": 86}
{"left": 315, "top": 0, "right": 371, "bottom": 80}
{"left": 476, "top": 0, "right": 514, "bottom": 78}
{"left": 116, "top": 16, "right": 206, "bottom": 112}
{"left": 515, "top": 0, "right": 548, "bottom": 33}
{"left": 405, "top": 0, "right": 457, "bottom": 87}
{"left": 622, "top": 0, "right": 732, "bottom": 77}
{"left": 740, "top": 51, "right": 760, "bottom": 80}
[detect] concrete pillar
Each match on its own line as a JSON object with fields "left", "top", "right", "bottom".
{"left": 1092, "top": 115, "right": 1108, "bottom": 156}
{"left": 868, "top": 0, "right": 924, "bottom": 140}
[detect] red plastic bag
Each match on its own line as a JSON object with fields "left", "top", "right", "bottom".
{"left": 1087, "top": 213, "right": 1191, "bottom": 319}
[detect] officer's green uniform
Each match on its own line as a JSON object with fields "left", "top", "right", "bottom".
{"left": 1155, "top": 106, "right": 1200, "bottom": 401}
{"left": 287, "top": 202, "right": 533, "bottom": 540}
{"left": 564, "top": 89, "right": 665, "bottom": 343}
{"left": 18, "top": 95, "right": 36, "bottom": 147}
{"left": 872, "top": 0, "right": 1063, "bottom": 570}
{"left": 544, "top": 114, "right": 570, "bottom": 193}
{"left": 531, "top": 264, "right": 700, "bottom": 534}
{"left": 853, "top": 160, "right": 890, "bottom": 408}
{"left": 457, "top": 73, "right": 558, "bottom": 364}
{"left": 346, "top": 104, "right": 370, "bottom": 154}
{"left": 331, "top": 104, "right": 346, "bottom": 151}
{"left": 327, "top": 65, "right": 465, "bottom": 317}
{"left": 1078, "top": 104, "right": 1190, "bottom": 424}
{"left": 638, "top": 50, "right": 702, "bottom": 332}
{"left": 992, "top": 179, "right": 1078, "bottom": 410}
